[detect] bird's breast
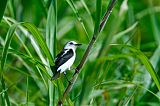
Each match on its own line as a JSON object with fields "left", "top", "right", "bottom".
{"left": 58, "top": 54, "right": 76, "bottom": 73}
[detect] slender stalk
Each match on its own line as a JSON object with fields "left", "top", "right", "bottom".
{"left": 48, "top": 0, "right": 57, "bottom": 106}
{"left": 58, "top": 0, "right": 117, "bottom": 105}
{"left": 26, "top": 76, "right": 29, "bottom": 106}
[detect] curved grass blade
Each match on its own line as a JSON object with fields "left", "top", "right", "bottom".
{"left": 123, "top": 86, "right": 138, "bottom": 106}
{"left": 46, "top": 1, "right": 57, "bottom": 106}
{"left": 9, "top": 48, "right": 51, "bottom": 79}
{"left": 66, "top": 0, "right": 89, "bottom": 41}
{"left": 6, "top": 48, "right": 47, "bottom": 68}
{"left": 1, "top": 46, "right": 51, "bottom": 82}
{"left": 25, "top": 76, "right": 29, "bottom": 106}
{"left": 22, "top": 23, "right": 54, "bottom": 66}
{"left": 111, "top": 44, "right": 160, "bottom": 91}
{"left": 94, "top": 0, "right": 102, "bottom": 35}
{"left": 80, "top": 0, "right": 91, "bottom": 16}
{"left": 96, "top": 80, "right": 160, "bottom": 100}
{"left": 136, "top": 6, "right": 160, "bottom": 19}
{"left": 0, "top": 21, "right": 53, "bottom": 79}
{"left": 5, "top": 18, "right": 58, "bottom": 87}
{"left": 2, "top": 17, "right": 51, "bottom": 88}
{"left": 1, "top": 75, "right": 10, "bottom": 106}
{"left": 112, "top": 22, "right": 138, "bottom": 42}
{"left": 1, "top": 24, "right": 17, "bottom": 70}
{"left": 46, "top": 0, "right": 56, "bottom": 57}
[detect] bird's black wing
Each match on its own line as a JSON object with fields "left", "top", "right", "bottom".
{"left": 51, "top": 49, "right": 73, "bottom": 80}
{"left": 54, "top": 49, "right": 74, "bottom": 69}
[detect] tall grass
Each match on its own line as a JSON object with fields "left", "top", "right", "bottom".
{"left": 0, "top": 0, "right": 160, "bottom": 105}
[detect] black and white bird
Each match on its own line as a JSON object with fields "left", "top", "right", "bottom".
{"left": 51, "top": 41, "right": 81, "bottom": 80}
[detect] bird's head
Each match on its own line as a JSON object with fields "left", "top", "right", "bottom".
{"left": 64, "top": 41, "right": 81, "bottom": 50}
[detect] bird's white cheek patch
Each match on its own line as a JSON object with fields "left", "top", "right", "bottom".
{"left": 58, "top": 55, "right": 76, "bottom": 73}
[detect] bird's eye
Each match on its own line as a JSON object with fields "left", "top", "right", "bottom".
{"left": 69, "top": 42, "right": 73, "bottom": 45}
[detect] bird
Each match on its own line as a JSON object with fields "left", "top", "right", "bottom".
{"left": 51, "top": 41, "right": 81, "bottom": 80}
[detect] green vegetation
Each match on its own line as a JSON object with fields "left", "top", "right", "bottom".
{"left": 0, "top": 0, "right": 160, "bottom": 105}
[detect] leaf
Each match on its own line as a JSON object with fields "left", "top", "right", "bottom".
{"left": 1, "top": 24, "right": 17, "bottom": 70}
{"left": 2, "top": 47, "right": 46, "bottom": 66}
{"left": 97, "top": 80, "right": 160, "bottom": 100}
{"left": 89, "top": 89, "right": 104, "bottom": 100}
{"left": 66, "top": 0, "right": 89, "bottom": 41}
{"left": 46, "top": 1, "right": 57, "bottom": 106}
{"left": 22, "top": 23, "right": 54, "bottom": 66}
{"left": 1, "top": 22, "right": 54, "bottom": 70}
{"left": 112, "top": 22, "right": 138, "bottom": 42}
{"left": 0, "top": 0, "right": 7, "bottom": 22}
{"left": 25, "top": 76, "right": 29, "bottom": 105}
{"left": 94, "top": 0, "right": 102, "bottom": 35}
{"left": 1, "top": 75, "right": 11, "bottom": 106}
{"left": 111, "top": 44, "right": 160, "bottom": 91}
{"left": 80, "top": 0, "right": 91, "bottom": 16}
{"left": 46, "top": 0, "right": 56, "bottom": 58}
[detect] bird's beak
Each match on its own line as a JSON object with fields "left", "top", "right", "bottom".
{"left": 75, "top": 43, "right": 82, "bottom": 46}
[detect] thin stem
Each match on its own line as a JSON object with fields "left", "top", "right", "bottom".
{"left": 58, "top": 0, "right": 117, "bottom": 105}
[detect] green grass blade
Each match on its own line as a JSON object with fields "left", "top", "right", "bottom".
{"left": 66, "top": 0, "right": 89, "bottom": 41}
{"left": 150, "top": 15, "right": 160, "bottom": 45}
{"left": 0, "top": 95, "right": 5, "bottom": 106}
{"left": 1, "top": 24, "right": 17, "bottom": 70}
{"left": 49, "top": 81, "right": 54, "bottom": 106}
{"left": 46, "top": 0, "right": 57, "bottom": 57}
{"left": 57, "top": 17, "right": 75, "bottom": 39}
{"left": 8, "top": 48, "right": 51, "bottom": 79}
{"left": 0, "top": 0, "right": 7, "bottom": 22}
{"left": 22, "top": 23, "right": 54, "bottom": 66}
{"left": 53, "top": 0, "right": 57, "bottom": 58}
{"left": 46, "top": 1, "right": 57, "bottom": 106}
{"left": 0, "top": 82, "right": 5, "bottom": 106}
{"left": 0, "top": 47, "right": 49, "bottom": 71}
{"left": 3, "top": 18, "right": 53, "bottom": 88}
{"left": 123, "top": 86, "right": 138, "bottom": 106}
{"left": 94, "top": 0, "right": 102, "bottom": 35}
{"left": 26, "top": 76, "right": 29, "bottom": 106}
{"left": 1, "top": 75, "right": 10, "bottom": 106}
{"left": 80, "top": 0, "right": 91, "bottom": 16}
{"left": 111, "top": 44, "right": 160, "bottom": 91}
{"left": 136, "top": 6, "right": 160, "bottom": 19}
{"left": 1, "top": 42, "right": 51, "bottom": 90}
{"left": 46, "top": 1, "right": 54, "bottom": 48}
{"left": 112, "top": 22, "right": 138, "bottom": 42}
{"left": 1, "top": 18, "right": 51, "bottom": 89}
{"left": 97, "top": 80, "right": 160, "bottom": 100}
{"left": 128, "top": 46, "right": 160, "bottom": 91}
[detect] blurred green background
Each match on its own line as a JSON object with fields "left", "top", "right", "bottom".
{"left": 0, "top": 0, "right": 160, "bottom": 105}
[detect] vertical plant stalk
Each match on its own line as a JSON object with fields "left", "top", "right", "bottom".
{"left": 58, "top": 0, "right": 117, "bottom": 105}
{"left": 47, "top": 0, "right": 57, "bottom": 106}
{"left": 1, "top": 75, "right": 11, "bottom": 106}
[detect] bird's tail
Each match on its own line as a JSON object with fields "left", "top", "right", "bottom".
{"left": 50, "top": 65, "right": 60, "bottom": 80}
